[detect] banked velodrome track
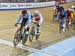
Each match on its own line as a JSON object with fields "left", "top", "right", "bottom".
{"left": 0, "top": 2, "right": 75, "bottom": 56}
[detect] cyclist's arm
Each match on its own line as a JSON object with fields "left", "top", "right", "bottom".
{"left": 16, "top": 14, "right": 23, "bottom": 24}
{"left": 39, "top": 13, "right": 43, "bottom": 25}
{"left": 25, "top": 12, "right": 32, "bottom": 28}
{"left": 57, "top": 12, "right": 61, "bottom": 20}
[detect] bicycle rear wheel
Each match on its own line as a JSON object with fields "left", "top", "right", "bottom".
{"left": 36, "top": 34, "right": 40, "bottom": 40}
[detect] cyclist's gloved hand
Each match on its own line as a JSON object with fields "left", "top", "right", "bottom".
{"left": 15, "top": 23, "right": 17, "bottom": 27}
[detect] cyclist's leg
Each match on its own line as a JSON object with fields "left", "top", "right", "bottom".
{"left": 19, "top": 24, "right": 24, "bottom": 40}
{"left": 22, "top": 27, "right": 29, "bottom": 45}
{"left": 35, "top": 24, "right": 40, "bottom": 40}
{"left": 37, "top": 24, "right": 40, "bottom": 35}
{"left": 62, "top": 19, "right": 66, "bottom": 32}
{"left": 20, "top": 23, "right": 24, "bottom": 32}
{"left": 25, "top": 27, "right": 29, "bottom": 35}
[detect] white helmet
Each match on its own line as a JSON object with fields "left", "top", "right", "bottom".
{"left": 33, "top": 10, "right": 40, "bottom": 17}
{"left": 71, "top": 5, "right": 75, "bottom": 9}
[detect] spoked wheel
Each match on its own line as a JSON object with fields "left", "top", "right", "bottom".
{"left": 36, "top": 34, "right": 40, "bottom": 40}
{"left": 22, "top": 34, "right": 28, "bottom": 45}
{"left": 13, "top": 29, "right": 22, "bottom": 47}
{"left": 29, "top": 33, "right": 40, "bottom": 41}
{"left": 29, "top": 27, "right": 35, "bottom": 42}
{"left": 13, "top": 37, "right": 19, "bottom": 47}
{"left": 29, "top": 33, "right": 34, "bottom": 42}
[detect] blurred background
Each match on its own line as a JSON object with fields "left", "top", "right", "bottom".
{"left": 0, "top": 0, "right": 55, "bottom": 3}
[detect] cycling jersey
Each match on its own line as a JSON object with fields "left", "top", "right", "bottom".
{"left": 16, "top": 11, "right": 32, "bottom": 28}
{"left": 33, "top": 12, "right": 43, "bottom": 25}
{"left": 72, "top": 11, "right": 75, "bottom": 17}
{"left": 35, "top": 17, "right": 40, "bottom": 22}
{"left": 57, "top": 10, "right": 67, "bottom": 20}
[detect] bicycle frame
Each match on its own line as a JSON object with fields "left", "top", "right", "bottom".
{"left": 29, "top": 22, "right": 39, "bottom": 41}
{"left": 13, "top": 23, "right": 29, "bottom": 46}
{"left": 31, "top": 22, "right": 38, "bottom": 35}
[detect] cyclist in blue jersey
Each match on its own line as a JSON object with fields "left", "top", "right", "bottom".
{"left": 15, "top": 9, "right": 32, "bottom": 36}
{"left": 57, "top": 8, "right": 67, "bottom": 32}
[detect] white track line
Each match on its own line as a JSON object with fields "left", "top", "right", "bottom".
{"left": 0, "top": 28, "right": 56, "bottom": 56}
{"left": 0, "top": 39, "right": 57, "bottom": 56}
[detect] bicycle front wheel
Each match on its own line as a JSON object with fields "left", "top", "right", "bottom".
{"left": 13, "top": 29, "right": 22, "bottom": 47}
{"left": 29, "top": 33, "right": 34, "bottom": 42}
{"left": 22, "top": 34, "right": 28, "bottom": 45}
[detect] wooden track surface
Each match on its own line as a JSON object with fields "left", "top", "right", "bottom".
{"left": 0, "top": 2, "right": 75, "bottom": 56}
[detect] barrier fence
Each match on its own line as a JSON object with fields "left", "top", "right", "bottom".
{"left": 0, "top": 1, "right": 55, "bottom": 10}
{"left": 0, "top": 0, "right": 75, "bottom": 10}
